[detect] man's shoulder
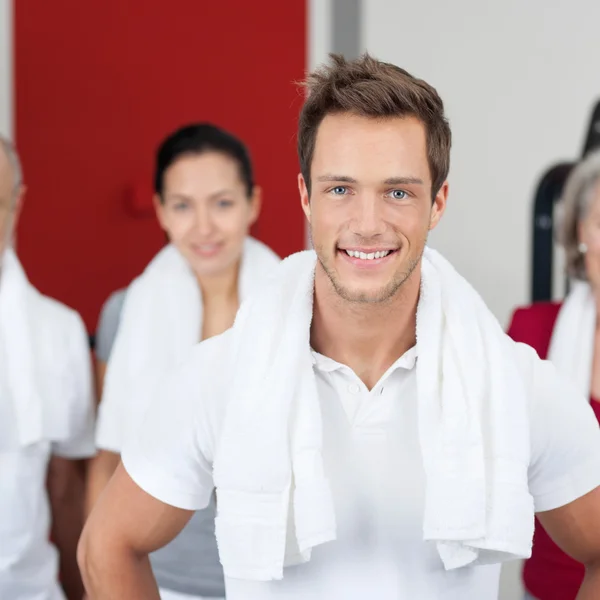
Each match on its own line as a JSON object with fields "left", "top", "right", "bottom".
{"left": 169, "top": 329, "right": 235, "bottom": 405}
{"left": 510, "top": 334, "right": 586, "bottom": 428}
{"left": 32, "top": 294, "right": 93, "bottom": 421}
{"left": 148, "top": 330, "right": 235, "bottom": 458}
{"left": 505, "top": 337, "right": 568, "bottom": 425}
{"left": 511, "top": 335, "right": 556, "bottom": 383}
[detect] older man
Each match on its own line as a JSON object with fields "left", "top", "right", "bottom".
{"left": 0, "top": 136, "right": 95, "bottom": 599}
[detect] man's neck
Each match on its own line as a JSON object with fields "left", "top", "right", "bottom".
{"left": 310, "top": 264, "right": 421, "bottom": 390}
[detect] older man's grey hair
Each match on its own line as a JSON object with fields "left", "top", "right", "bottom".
{"left": 0, "top": 134, "right": 23, "bottom": 203}
{"left": 557, "top": 149, "right": 600, "bottom": 281}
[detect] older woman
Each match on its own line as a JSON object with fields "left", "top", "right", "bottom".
{"left": 508, "top": 149, "right": 600, "bottom": 600}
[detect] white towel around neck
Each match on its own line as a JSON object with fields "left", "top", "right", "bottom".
{"left": 213, "top": 247, "right": 534, "bottom": 581}
{"left": 0, "top": 248, "right": 44, "bottom": 448}
{"left": 98, "top": 236, "right": 280, "bottom": 452}
{"left": 547, "top": 281, "right": 596, "bottom": 399}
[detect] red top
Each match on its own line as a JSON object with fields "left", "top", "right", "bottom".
{"left": 507, "top": 302, "right": 600, "bottom": 600}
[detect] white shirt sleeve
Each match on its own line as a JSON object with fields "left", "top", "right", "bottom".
{"left": 95, "top": 282, "right": 140, "bottom": 454}
{"left": 95, "top": 381, "right": 125, "bottom": 454}
{"left": 95, "top": 289, "right": 127, "bottom": 363}
{"left": 51, "top": 310, "right": 96, "bottom": 459}
{"left": 523, "top": 343, "right": 600, "bottom": 512}
{"left": 121, "top": 337, "right": 228, "bottom": 511}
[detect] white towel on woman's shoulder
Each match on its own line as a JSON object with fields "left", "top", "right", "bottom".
{"left": 213, "top": 247, "right": 534, "bottom": 581}
{"left": 548, "top": 281, "right": 595, "bottom": 399}
{"left": 96, "top": 237, "right": 280, "bottom": 453}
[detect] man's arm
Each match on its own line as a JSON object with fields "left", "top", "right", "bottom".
{"left": 538, "top": 486, "right": 600, "bottom": 599}
{"left": 78, "top": 463, "right": 193, "bottom": 600}
{"left": 47, "top": 455, "right": 87, "bottom": 600}
{"left": 94, "top": 359, "right": 107, "bottom": 408}
{"left": 81, "top": 328, "right": 224, "bottom": 598}
{"left": 86, "top": 356, "right": 120, "bottom": 516}
{"left": 85, "top": 449, "right": 120, "bottom": 516}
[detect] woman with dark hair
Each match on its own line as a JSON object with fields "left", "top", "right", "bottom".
{"left": 508, "top": 149, "right": 600, "bottom": 600}
{"left": 87, "top": 123, "right": 280, "bottom": 600}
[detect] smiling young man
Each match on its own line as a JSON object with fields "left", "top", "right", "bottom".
{"left": 79, "top": 55, "right": 600, "bottom": 600}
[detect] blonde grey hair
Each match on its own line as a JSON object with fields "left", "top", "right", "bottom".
{"left": 0, "top": 134, "right": 23, "bottom": 202}
{"left": 557, "top": 149, "right": 600, "bottom": 281}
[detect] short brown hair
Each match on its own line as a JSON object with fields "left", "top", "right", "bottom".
{"left": 298, "top": 53, "right": 451, "bottom": 198}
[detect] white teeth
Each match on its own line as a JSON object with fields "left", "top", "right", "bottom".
{"left": 345, "top": 249, "right": 392, "bottom": 260}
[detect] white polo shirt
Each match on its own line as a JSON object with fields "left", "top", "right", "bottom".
{"left": 123, "top": 330, "right": 600, "bottom": 600}
{"left": 0, "top": 296, "right": 95, "bottom": 600}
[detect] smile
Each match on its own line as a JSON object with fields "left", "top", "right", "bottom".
{"left": 191, "top": 243, "right": 222, "bottom": 257}
{"left": 344, "top": 249, "right": 392, "bottom": 260}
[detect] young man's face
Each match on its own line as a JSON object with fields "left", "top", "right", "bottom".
{"left": 299, "top": 113, "right": 448, "bottom": 304}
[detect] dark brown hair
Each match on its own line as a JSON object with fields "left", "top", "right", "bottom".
{"left": 298, "top": 53, "right": 451, "bottom": 199}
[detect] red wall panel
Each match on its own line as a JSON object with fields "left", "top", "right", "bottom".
{"left": 15, "top": 1, "right": 306, "bottom": 330}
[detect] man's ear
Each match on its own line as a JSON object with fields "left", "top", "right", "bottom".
{"left": 298, "top": 174, "right": 311, "bottom": 223}
{"left": 429, "top": 180, "right": 448, "bottom": 231}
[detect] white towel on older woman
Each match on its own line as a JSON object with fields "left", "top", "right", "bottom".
{"left": 547, "top": 281, "right": 595, "bottom": 399}
{"left": 212, "top": 246, "right": 534, "bottom": 581}
{"left": 96, "top": 237, "right": 280, "bottom": 453}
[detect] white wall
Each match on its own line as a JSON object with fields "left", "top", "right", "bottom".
{"left": 309, "top": 0, "right": 331, "bottom": 71}
{"left": 0, "top": 0, "right": 12, "bottom": 138}
{"left": 364, "top": 0, "right": 600, "bottom": 328}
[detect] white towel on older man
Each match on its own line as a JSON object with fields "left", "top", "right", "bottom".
{"left": 0, "top": 247, "right": 93, "bottom": 452}
{"left": 0, "top": 247, "right": 44, "bottom": 449}
{"left": 212, "top": 247, "right": 534, "bottom": 581}
{"left": 547, "top": 280, "right": 595, "bottom": 399}
{"left": 96, "top": 237, "right": 280, "bottom": 453}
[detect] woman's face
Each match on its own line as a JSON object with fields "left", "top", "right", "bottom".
{"left": 155, "top": 152, "right": 260, "bottom": 280}
{"left": 579, "top": 181, "right": 600, "bottom": 288}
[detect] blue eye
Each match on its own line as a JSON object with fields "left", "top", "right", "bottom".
{"left": 173, "top": 203, "right": 189, "bottom": 211}
{"left": 390, "top": 190, "right": 407, "bottom": 200}
{"left": 331, "top": 186, "right": 347, "bottom": 195}
{"left": 217, "top": 199, "right": 234, "bottom": 208}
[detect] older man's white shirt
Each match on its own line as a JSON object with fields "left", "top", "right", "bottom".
{"left": 0, "top": 289, "right": 95, "bottom": 599}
